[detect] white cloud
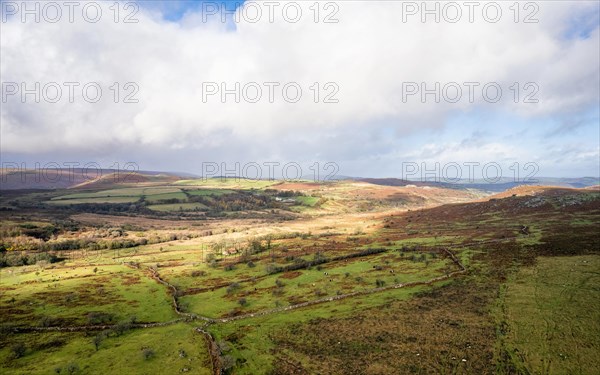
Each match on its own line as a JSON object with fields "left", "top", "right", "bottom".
{"left": 1, "top": 1, "right": 598, "bottom": 176}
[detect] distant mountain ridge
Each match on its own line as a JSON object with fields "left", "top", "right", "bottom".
{"left": 1, "top": 168, "right": 597, "bottom": 191}
{"left": 359, "top": 177, "right": 599, "bottom": 192}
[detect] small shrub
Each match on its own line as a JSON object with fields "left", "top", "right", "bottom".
{"left": 226, "top": 282, "right": 240, "bottom": 295}
{"left": 238, "top": 297, "right": 248, "bottom": 307}
{"left": 92, "top": 333, "right": 105, "bottom": 351}
{"left": 265, "top": 263, "right": 280, "bottom": 275}
{"left": 142, "top": 348, "right": 155, "bottom": 360}
{"left": 64, "top": 293, "right": 77, "bottom": 304}
{"left": 224, "top": 264, "right": 235, "bottom": 271}
{"left": 87, "top": 312, "right": 115, "bottom": 325}
{"left": 39, "top": 316, "right": 54, "bottom": 327}
{"left": 10, "top": 342, "right": 26, "bottom": 359}
{"left": 66, "top": 362, "right": 79, "bottom": 375}
{"left": 112, "top": 320, "right": 132, "bottom": 336}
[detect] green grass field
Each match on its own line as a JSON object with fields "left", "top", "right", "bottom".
{"left": 50, "top": 187, "right": 182, "bottom": 200}
{"left": 179, "top": 251, "right": 450, "bottom": 318}
{"left": 0, "top": 264, "right": 178, "bottom": 326}
{"left": 46, "top": 196, "right": 141, "bottom": 205}
{"left": 499, "top": 255, "right": 600, "bottom": 374}
{"left": 0, "top": 323, "right": 212, "bottom": 375}
{"left": 1, "top": 183, "right": 598, "bottom": 374}
{"left": 144, "top": 192, "right": 188, "bottom": 203}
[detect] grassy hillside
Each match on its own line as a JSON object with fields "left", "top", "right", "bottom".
{"left": 0, "top": 182, "right": 598, "bottom": 374}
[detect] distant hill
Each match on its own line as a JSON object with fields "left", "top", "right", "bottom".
{"left": 0, "top": 169, "right": 181, "bottom": 190}
{"left": 2, "top": 168, "right": 597, "bottom": 193}
{"left": 358, "top": 177, "right": 599, "bottom": 192}
{"left": 359, "top": 178, "right": 447, "bottom": 187}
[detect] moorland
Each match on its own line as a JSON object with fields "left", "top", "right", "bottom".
{"left": 0, "top": 172, "right": 598, "bottom": 374}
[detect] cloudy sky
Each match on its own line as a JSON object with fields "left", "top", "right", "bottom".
{"left": 1, "top": 0, "right": 599, "bottom": 179}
